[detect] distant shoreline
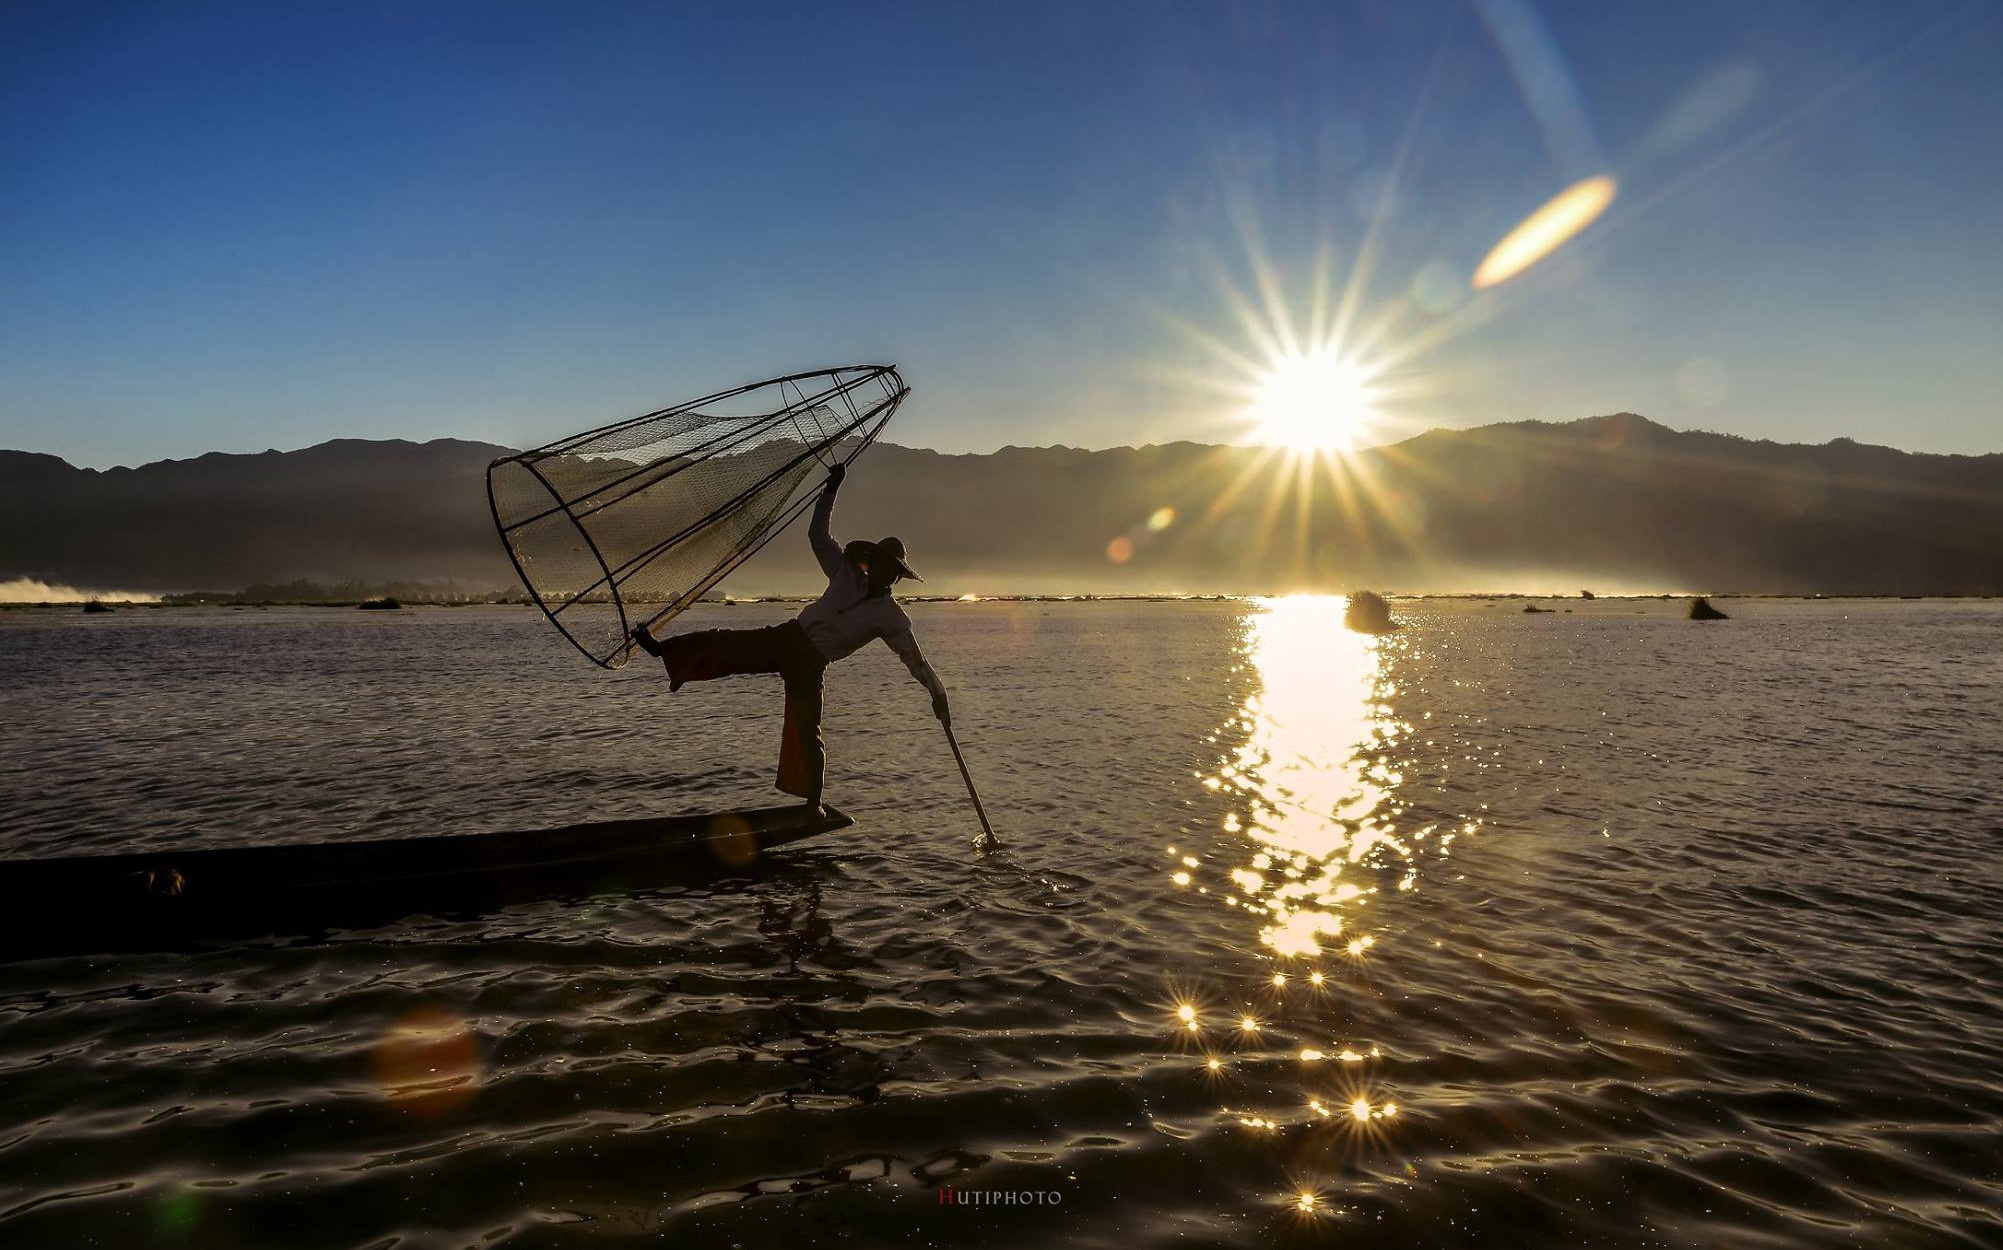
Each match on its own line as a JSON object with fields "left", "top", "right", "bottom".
{"left": 4, "top": 590, "right": 1993, "bottom": 612}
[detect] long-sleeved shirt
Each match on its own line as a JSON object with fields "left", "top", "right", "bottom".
{"left": 794, "top": 480, "right": 947, "bottom": 701}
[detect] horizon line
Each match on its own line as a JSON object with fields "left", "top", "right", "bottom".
{"left": 8, "top": 411, "right": 1998, "bottom": 474}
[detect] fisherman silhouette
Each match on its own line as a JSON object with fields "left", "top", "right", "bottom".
{"left": 632, "top": 464, "right": 950, "bottom": 812}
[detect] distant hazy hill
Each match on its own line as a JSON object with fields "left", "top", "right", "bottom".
{"left": 0, "top": 438, "right": 511, "bottom": 593}
{"left": 3, "top": 414, "right": 1999, "bottom": 595}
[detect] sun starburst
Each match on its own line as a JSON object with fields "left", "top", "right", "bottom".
{"left": 1248, "top": 349, "right": 1383, "bottom": 452}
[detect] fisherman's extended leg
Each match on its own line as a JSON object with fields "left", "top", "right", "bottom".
{"left": 659, "top": 625, "right": 788, "bottom": 690}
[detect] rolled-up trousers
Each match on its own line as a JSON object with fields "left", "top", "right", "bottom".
{"left": 660, "top": 620, "right": 827, "bottom": 803}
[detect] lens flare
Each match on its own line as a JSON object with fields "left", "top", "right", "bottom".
{"left": 706, "top": 813, "right": 758, "bottom": 869}
{"left": 370, "top": 1006, "right": 481, "bottom": 1115}
{"left": 1472, "top": 173, "right": 1618, "bottom": 289}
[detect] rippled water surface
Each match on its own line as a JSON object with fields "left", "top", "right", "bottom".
{"left": 3, "top": 598, "right": 2000, "bottom": 1248}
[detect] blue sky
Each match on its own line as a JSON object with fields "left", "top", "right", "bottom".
{"left": 2, "top": 0, "right": 1998, "bottom": 467}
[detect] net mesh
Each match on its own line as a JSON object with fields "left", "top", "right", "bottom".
{"left": 488, "top": 365, "right": 907, "bottom": 667}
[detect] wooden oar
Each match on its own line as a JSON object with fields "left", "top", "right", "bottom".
{"left": 942, "top": 720, "right": 999, "bottom": 850}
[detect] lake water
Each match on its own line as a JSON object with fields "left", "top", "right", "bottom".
{"left": 2, "top": 597, "right": 2000, "bottom": 1248}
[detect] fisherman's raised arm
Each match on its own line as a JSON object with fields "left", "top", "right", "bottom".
{"left": 809, "top": 463, "right": 846, "bottom": 578}
{"left": 884, "top": 626, "right": 951, "bottom": 722}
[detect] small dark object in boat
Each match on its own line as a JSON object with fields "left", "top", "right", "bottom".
{"left": 82, "top": 599, "right": 113, "bottom": 614}
{"left": 1343, "top": 590, "right": 1397, "bottom": 633}
{"left": 129, "top": 867, "right": 185, "bottom": 897}
{"left": 1689, "top": 596, "right": 1729, "bottom": 620}
{"left": 358, "top": 597, "right": 403, "bottom": 610}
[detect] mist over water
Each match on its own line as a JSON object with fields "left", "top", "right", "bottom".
{"left": 0, "top": 578, "right": 160, "bottom": 604}
{"left": 2, "top": 599, "right": 1999, "bottom": 1248}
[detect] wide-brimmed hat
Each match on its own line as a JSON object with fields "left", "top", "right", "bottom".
{"left": 875, "top": 536, "right": 922, "bottom": 581}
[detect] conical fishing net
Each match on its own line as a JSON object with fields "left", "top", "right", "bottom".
{"left": 488, "top": 365, "right": 907, "bottom": 668}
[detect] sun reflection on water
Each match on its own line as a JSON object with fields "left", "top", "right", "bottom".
{"left": 1202, "top": 595, "right": 1413, "bottom": 959}
{"left": 1170, "top": 594, "right": 1484, "bottom": 1217}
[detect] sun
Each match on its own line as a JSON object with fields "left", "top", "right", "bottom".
{"left": 1249, "top": 349, "right": 1381, "bottom": 451}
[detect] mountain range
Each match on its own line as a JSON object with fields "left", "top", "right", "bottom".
{"left": 3, "top": 414, "right": 1999, "bottom": 597}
